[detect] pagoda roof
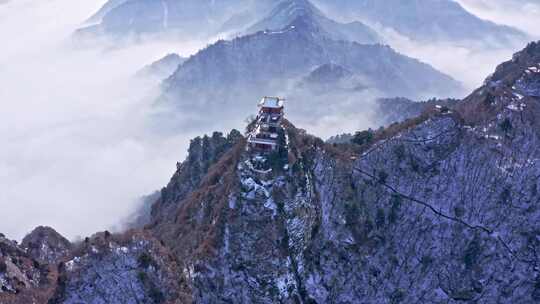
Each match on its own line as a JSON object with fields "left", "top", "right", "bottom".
{"left": 259, "top": 97, "right": 284, "bottom": 109}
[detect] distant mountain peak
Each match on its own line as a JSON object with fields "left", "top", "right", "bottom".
{"left": 244, "top": 0, "right": 381, "bottom": 44}
{"left": 246, "top": 0, "right": 324, "bottom": 33}
{"left": 304, "top": 63, "right": 353, "bottom": 83}
{"left": 136, "top": 53, "right": 186, "bottom": 80}
{"left": 21, "top": 226, "right": 72, "bottom": 264}
{"left": 315, "top": 0, "right": 528, "bottom": 47}
{"left": 268, "top": 0, "right": 324, "bottom": 20}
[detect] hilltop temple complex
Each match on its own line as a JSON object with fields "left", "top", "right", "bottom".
{"left": 247, "top": 97, "right": 285, "bottom": 152}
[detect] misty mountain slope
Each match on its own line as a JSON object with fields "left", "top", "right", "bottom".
{"left": 297, "top": 62, "right": 371, "bottom": 94}
{"left": 77, "top": 0, "right": 274, "bottom": 39}
{"left": 374, "top": 97, "right": 459, "bottom": 127}
{"left": 314, "top": 0, "right": 529, "bottom": 46}
{"left": 136, "top": 53, "right": 186, "bottom": 80}
{"left": 161, "top": 16, "right": 463, "bottom": 124}
{"left": 85, "top": 0, "right": 128, "bottom": 24}
{"left": 244, "top": 0, "right": 381, "bottom": 44}
{"left": 150, "top": 130, "right": 243, "bottom": 228}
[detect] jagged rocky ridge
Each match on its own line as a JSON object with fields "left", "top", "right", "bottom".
{"left": 2, "top": 42, "right": 540, "bottom": 303}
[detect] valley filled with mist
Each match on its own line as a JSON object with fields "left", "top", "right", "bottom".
{"left": 1, "top": 0, "right": 538, "bottom": 241}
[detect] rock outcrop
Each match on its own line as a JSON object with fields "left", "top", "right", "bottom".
{"left": 0, "top": 233, "right": 57, "bottom": 303}
{"left": 21, "top": 226, "right": 72, "bottom": 265}
{"left": 49, "top": 231, "right": 190, "bottom": 304}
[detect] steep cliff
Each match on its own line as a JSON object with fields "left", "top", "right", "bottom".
{"left": 146, "top": 41, "right": 540, "bottom": 303}
{"left": 49, "top": 231, "right": 191, "bottom": 304}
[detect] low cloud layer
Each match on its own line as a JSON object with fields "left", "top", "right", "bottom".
{"left": 375, "top": 0, "right": 540, "bottom": 92}
{"left": 378, "top": 27, "right": 519, "bottom": 92}
{"left": 457, "top": 0, "right": 540, "bottom": 38}
{"left": 0, "top": 0, "right": 214, "bottom": 240}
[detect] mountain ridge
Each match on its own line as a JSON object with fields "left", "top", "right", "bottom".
{"left": 243, "top": 0, "right": 381, "bottom": 44}
{"left": 76, "top": 0, "right": 275, "bottom": 40}
{"left": 313, "top": 0, "right": 529, "bottom": 47}
{"left": 158, "top": 14, "right": 463, "bottom": 130}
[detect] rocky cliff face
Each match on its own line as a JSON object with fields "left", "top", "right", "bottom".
{"left": 49, "top": 231, "right": 190, "bottom": 304}
{"left": 148, "top": 41, "right": 540, "bottom": 303}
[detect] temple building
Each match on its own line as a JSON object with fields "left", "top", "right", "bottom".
{"left": 247, "top": 97, "right": 285, "bottom": 152}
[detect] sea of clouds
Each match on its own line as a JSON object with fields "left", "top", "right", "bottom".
{"left": 0, "top": 0, "right": 538, "bottom": 241}
{"left": 0, "top": 0, "right": 217, "bottom": 240}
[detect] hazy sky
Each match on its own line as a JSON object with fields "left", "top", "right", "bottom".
{"left": 0, "top": 0, "right": 538, "bottom": 241}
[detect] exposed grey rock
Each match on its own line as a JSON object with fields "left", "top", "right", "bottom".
{"left": 21, "top": 226, "right": 72, "bottom": 265}
{"left": 0, "top": 234, "right": 54, "bottom": 303}
{"left": 49, "top": 232, "right": 190, "bottom": 304}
